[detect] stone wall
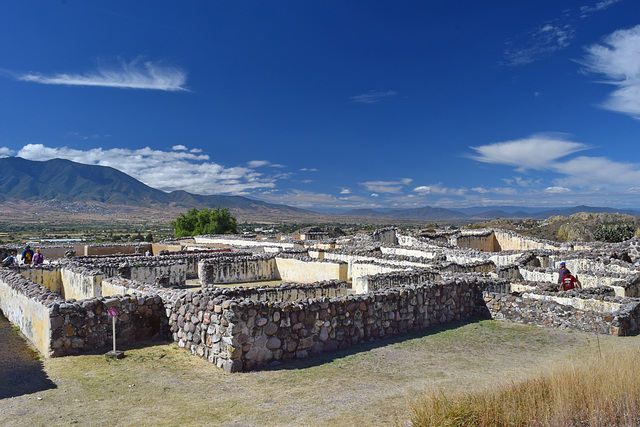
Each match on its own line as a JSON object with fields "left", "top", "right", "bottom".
{"left": 0, "top": 270, "right": 63, "bottom": 356}
{"left": 48, "top": 294, "right": 168, "bottom": 357}
{"left": 61, "top": 267, "right": 104, "bottom": 300}
{"left": 380, "top": 246, "right": 438, "bottom": 259}
{"left": 372, "top": 228, "right": 398, "bottom": 245}
{"left": 199, "top": 255, "right": 279, "bottom": 286}
{"left": 198, "top": 254, "right": 348, "bottom": 286}
{"left": 274, "top": 257, "right": 348, "bottom": 283}
{"left": 452, "top": 231, "right": 500, "bottom": 252}
{"left": 0, "top": 270, "right": 167, "bottom": 357}
{"left": 18, "top": 265, "right": 64, "bottom": 295}
{"left": 83, "top": 244, "right": 151, "bottom": 257}
{"left": 360, "top": 268, "right": 442, "bottom": 293}
{"left": 171, "top": 279, "right": 486, "bottom": 372}
{"left": 194, "top": 235, "right": 302, "bottom": 250}
{"left": 351, "top": 262, "right": 412, "bottom": 293}
{"left": 493, "top": 230, "right": 562, "bottom": 251}
{"left": 483, "top": 291, "right": 640, "bottom": 336}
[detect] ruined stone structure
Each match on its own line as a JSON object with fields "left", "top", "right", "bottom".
{"left": 2, "top": 228, "right": 640, "bottom": 372}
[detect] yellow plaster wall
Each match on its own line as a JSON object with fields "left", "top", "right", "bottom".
{"left": 275, "top": 258, "right": 347, "bottom": 283}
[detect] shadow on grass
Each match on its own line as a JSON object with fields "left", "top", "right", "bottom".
{"left": 262, "top": 316, "right": 486, "bottom": 372}
{"left": 0, "top": 313, "right": 57, "bottom": 399}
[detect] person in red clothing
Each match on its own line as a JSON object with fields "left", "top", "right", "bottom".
{"left": 559, "top": 270, "right": 581, "bottom": 291}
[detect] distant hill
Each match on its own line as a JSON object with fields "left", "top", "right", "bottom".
{"left": 2, "top": 157, "right": 639, "bottom": 224}
{"left": 0, "top": 157, "right": 316, "bottom": 218}
{"left": 341, "top": 204, "right": 640, "bottom": 221}
{"left": 342, "top": 206, "right": 466, "bottom": 220}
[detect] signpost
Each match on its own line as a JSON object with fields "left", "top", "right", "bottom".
{"left": 105, "top": 307, "right": 125, "bottom": 359}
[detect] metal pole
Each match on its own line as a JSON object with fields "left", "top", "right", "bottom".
{"left": 112, "top": 315, "right": 116, "bottom": 353}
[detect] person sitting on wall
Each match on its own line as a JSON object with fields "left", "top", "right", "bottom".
{"left": 21, "top": 245, "right": 34, "bottom": 265}
{"left": 2, "top": 251, "right": 16, "bottom": 267}
{"left": 559, "top": 270, "right": 581, "bottom": 291}
{"left": 32, "top": 249, "right": 44, "bottom": 265}
{"left": 557, "top": 261, "right": 569, "bottom": 285}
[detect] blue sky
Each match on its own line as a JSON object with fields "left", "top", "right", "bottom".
{"left": 2, "top": 1, "right": 640, "bottom": 212}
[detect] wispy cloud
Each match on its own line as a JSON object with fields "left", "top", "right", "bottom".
{"left": 470, "top": 134, "right": 640, "bottom": 192}
{"left": 16, "top": 58, "right": 188, "bottom": 92}
{"left": 553, "top": 156, "right": 640, "bottom": 187}
{"left": 350, "top": 90, "right": 397, "bottom": 104}
{"left": 581, "top": 24, "right": 640, "bottom": 119}
{"left": 16, "top": 144, "right": 276, "bottom": 195}
{"left": 67, "top": 131, "right": 104, "bottom": 140}
{"left": 580, "top": 0, "right": 624, "bottom": 18}
{"left": 545, "top": 186, "right": 571, "bottom": 194}
{"left": 413, "top": 184, "right": 467, "bottom": 197}
{"left": 468, "top": 134, "right": 588, "bottom": 171}
{"left": 360, "top": 178, "right": 412, "bottom": 194}
{"left": 247, "top": 160, "right": 269, "bottom": 168}
{"left": 504, "top": 20, "right": 576, "bottom": 66}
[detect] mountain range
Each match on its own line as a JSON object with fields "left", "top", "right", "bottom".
{"left": 1, "top": 157, "right": 639, "bottom": 222}
{"left": 0, "top": 157, "right": 313, "bottom": 219}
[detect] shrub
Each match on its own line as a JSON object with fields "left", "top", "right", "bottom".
{"left": 593, "top": 223, "right": 636, "bottom": 243}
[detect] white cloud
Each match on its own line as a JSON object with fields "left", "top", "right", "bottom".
{"left": 299, "top": 168, "right": 318, "bottom": 172}
{"left": 16, "top": 58, "right": 188, "bottom": 92}
{"left": 545, "top": 186, "right": 571, "bottom": 194}
{"left": 247, "top": 160, "right": 269, "bottom": 168}
{"left": 471, "top": 187, "right": 489, "bottom": 194}
{"left": 172, "top": 145, "right": 188, "bottom": 151}
{"left": 360, "top": 179, "right": 412, "bottom": 194}
{"left": 413, "top": 184, "right": 466, "bottom": 196}
{"left": 469, "top": 134, "right": 588, "bottom": 171}
{"left": 16, "top": 144, "right": 276, "bottom": 195}
{"left": 350, "top": 90, "right": 397, "bottom": 104}
{"left": 581, "top": 24, "right": 640, "bottom": 119}
{"left": 340, "top": 188, "right": 351, "bottom": 194}
{"left": 0, "top": 147, "right": 14, "bottom": 158}
{"left": 552, "top": 156, "right": 640, "bottom": 187}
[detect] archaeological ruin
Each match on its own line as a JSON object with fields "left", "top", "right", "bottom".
{"left": 2, "top": 227, "right": 640, "bottom": 372}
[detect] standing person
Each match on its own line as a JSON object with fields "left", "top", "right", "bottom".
{"left": 32, "top": 249, "right": 44, "bottom": 264}
{"left": 21, "top": 245, "right": 34, "bottom": 265}
{"left": 557, "top": 262, "right": 569, "bottom": 285}
{"left": 559, "top": 270, "right": 581, "bottom": 291}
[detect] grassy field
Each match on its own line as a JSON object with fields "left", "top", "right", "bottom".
{"left": 1, "top": 318, "right": 635, "bottom": 426}
{"left": 410, "top": 340, "right": 640, "bottom": 426}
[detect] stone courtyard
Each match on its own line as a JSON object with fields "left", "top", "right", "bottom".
{"left": 2, "top": 227, "right": 640, "bottom": 372}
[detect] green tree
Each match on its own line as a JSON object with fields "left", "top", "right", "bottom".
{"left": 145, "top": 233, "right": 154, "bottom": 242}
{"left": 172, "top": 207, "right": 238, "bottom": 238}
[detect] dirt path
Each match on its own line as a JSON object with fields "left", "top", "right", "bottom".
{"left": 1, "top": 318, "right": 636, "bottom": 426}
{"left": 0, "top": 314, "right": 56, "bottom": 400}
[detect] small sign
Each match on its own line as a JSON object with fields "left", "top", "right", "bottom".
{"left": 107, "top": 308, "right": 119, "bottom": 317}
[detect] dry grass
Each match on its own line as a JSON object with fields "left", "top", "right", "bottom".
{"left": 410, "top": 343, "right": 640, "bottom": 426}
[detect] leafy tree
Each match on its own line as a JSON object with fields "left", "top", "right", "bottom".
{"left": 172, "top": 207, "right": 238, "bottom": 238}
{"left": 593, "top": 223, "right": 636, "bottom": 243}
{"left": 145, "top": 233, "right": 154, "bottom": 242}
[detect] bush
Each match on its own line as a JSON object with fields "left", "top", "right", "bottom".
{"left": 172, "top": 207, "right": 238, "bottom": 238}
{"left": 593, "top": 223, "right": 636, "bottom": 243}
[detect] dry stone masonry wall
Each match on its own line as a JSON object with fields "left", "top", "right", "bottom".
{"left": 4, "top": 226, "right": 640, "bottom": 372}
